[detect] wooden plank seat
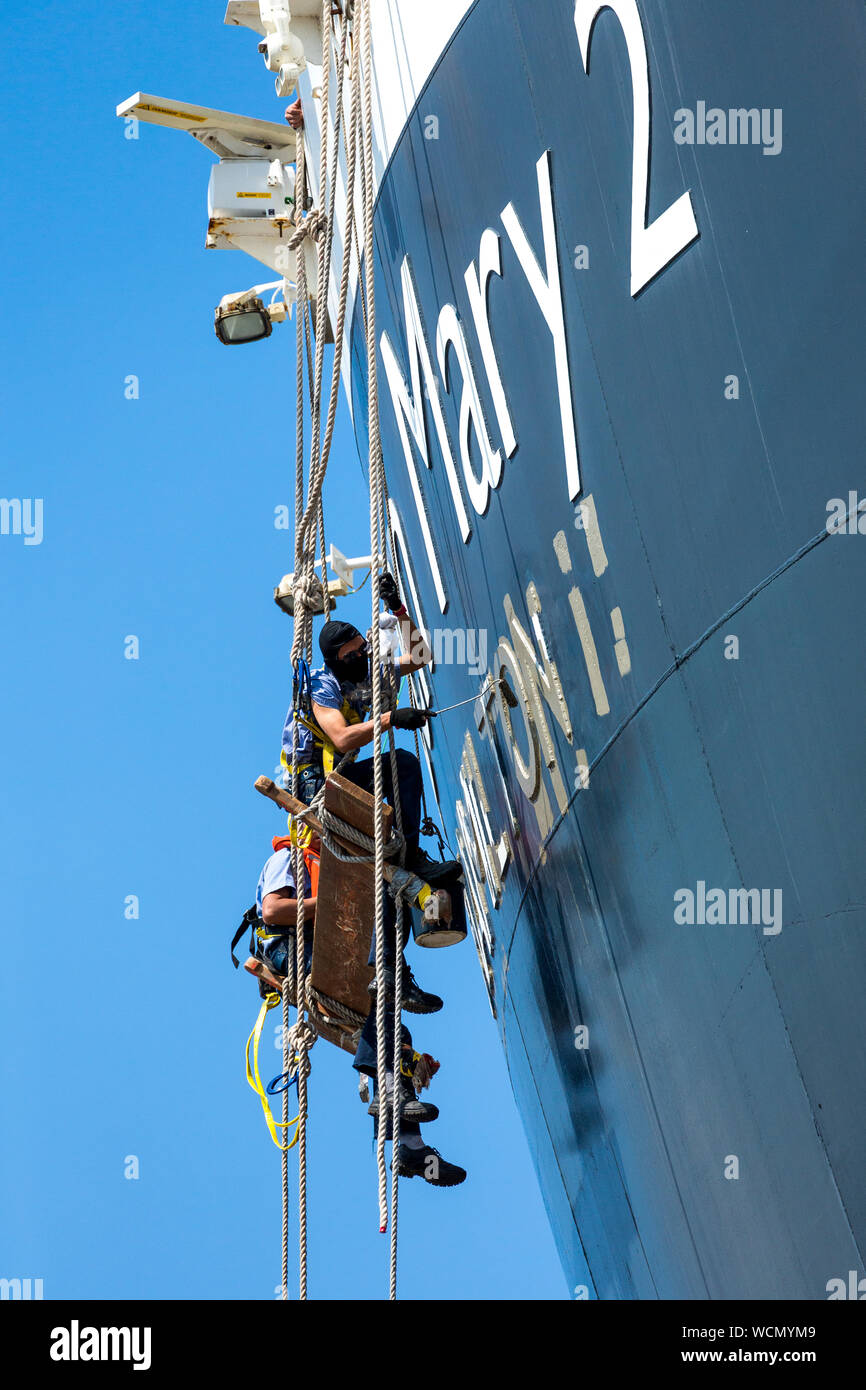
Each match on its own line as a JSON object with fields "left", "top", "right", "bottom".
{"left": 242, "top": 956, "right": 361, "bottom": 1055}
{"left": 254, "top": 773, "right": 454, "bottom": 1053}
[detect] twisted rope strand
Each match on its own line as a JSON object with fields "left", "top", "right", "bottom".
{"left": 279, "top": 0, "right": 403, "bottom": 1298}
{"left": 355, "top": 0, "right": 389, "bottom": 1239}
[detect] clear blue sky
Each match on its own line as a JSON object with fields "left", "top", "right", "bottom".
{"left": 0, "top": 1, "right": 566, "bottom": 1299}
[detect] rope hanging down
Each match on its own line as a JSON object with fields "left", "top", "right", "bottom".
{"left": 355, "top": 0, "right": 392, "bottom": 1254}
{"left": 281, "top": 0, "right": 355, "bottom": 1302}
{"left": 278, "top": 0, "right": 406, "bottom": 1301}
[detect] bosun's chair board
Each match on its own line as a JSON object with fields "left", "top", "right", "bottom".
{"left": 253, "top": 773, "right": 457, "bottom": 1053}
{"left": 312, "top": 775, "right": 393, "bottom": 1020}
{"left": 253, "top": 774, "right": 397, "bottom": 1055}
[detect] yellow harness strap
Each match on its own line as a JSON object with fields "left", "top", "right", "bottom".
{"left": 286, "top": 700, "right": 364, "bottom": 776}
{"left": 280, "top": 753, "right": 312, "bottom": 774}
{"left": 245, "top": 991, "right": 300, "bottom": 1151}
{"left": 256, "top": 924, "right": 283, "bottom": 943}
{"left": 287, "top": 818, "right": 315, "bottom": 849}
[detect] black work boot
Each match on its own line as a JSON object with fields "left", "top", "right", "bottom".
{"left": 367, "top": 1073, "right": 439, "bottom": 1124}
{"left": 393, "top": 1143, "right": 467, "bottom": 1186}
{"left": 406, "top": 846, "right": 463, "bottom": 886}
{"left": 368, "top": 964, "right": 443, "bottom": 1014}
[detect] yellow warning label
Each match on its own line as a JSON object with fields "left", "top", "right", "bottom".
{"left": 138, "top": 103, "right": 207, "bottom": 122}
{"left": 236, "top": 191, "right": 271, "bottom": 199}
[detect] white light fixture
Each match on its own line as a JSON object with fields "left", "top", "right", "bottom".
{"left": 214, "top": 280, "right": 292, "bottom": 346}
{"left": 114, "top": 93, "right": 325, "bottom": 330}
{"left": 225, "top": 1, "right": 321, "bottom": 97}
{"left": 273, "top": 550, "right": 374, "bottom": 616}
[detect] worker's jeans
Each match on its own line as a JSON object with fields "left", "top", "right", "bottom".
{"left": 366, "top": 889, "right": 411, "bottom": 971}
{"left": 354, "top": 1015, "right": 412, "bottom": 1077}
{"left": 296, "top": 765, "right": 325, "bottom": 805}
{"left": 259, "top": 925, "right": 313, "bottom": 978}
{"left": 354, "top": 1014, "right": 420, "bottom": 1140}
{"left": 340, "top": 747, "right": 422, "bottom": 841}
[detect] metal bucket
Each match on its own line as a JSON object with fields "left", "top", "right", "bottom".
{"left": 411, "top": 877, "right": 468, "bottom": 948}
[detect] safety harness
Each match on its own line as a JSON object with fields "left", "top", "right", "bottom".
{"left": 281, "top": 684, "right": 365, "bottom": 779}
{"left": 281, "top": 657, "right": 316, "bottom": 777}
{"left": 231, "top": 825, "right": 321, "bottom": 967}
{"left": 245, "top": 990, "right": 300, "bottom": 1151}
{"left": 233, "top": 820, "right": 323, "bottom": 1150}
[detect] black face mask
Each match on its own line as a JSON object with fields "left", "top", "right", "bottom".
{"left": 332, "top": 644, "right": 369, "bottom": 686}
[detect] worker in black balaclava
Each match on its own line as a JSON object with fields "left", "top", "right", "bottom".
{"left": 319, "top": 619, "right": 369, "bottom": 684}
{"left": 279, "top": 571, "right": 462, "bottom": 1013}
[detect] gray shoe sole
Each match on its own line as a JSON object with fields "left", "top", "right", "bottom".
{"left": 367, "top": 1098, "right": 439, "bottom": 1123}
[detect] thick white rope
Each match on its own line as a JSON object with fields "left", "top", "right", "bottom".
{"left": 317, "top": 804, "right": 404, "bottom": 861}
{"left": 278, "top": 0, "right": 403, "bottom": 1293}
{"left": 385, "top": 662, "right": 405, "bottom": 1301}
{"left": 294, "top": 0, "right": 335, "bottom": 1302}
{"left": 355, "top": 0, "right": 390, "bottom": 1239}
{"left": 292, "top": 12, "right": 357, "bottom": 615}
{"left": 277, "top": 2, "right": 369, "bottom": 1301}
{"left": 377, "top": 451, "right": 406, "bottom": 1299}
{"left": 280, "top": 130, "right": 308, "bottom": 1305}
{"left": 281, "top": 955, "right": 293, "bottom": 1301}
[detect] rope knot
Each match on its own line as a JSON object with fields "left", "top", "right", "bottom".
{"left": 288, "top": 209, "right": 327, "bottom": 250}
{"left": 317, "top": 805, "right": 405, "bottom": 863}
{"left": 292, "top": 573, "right": 324, "bottom": 613}
{"left": 287, "top": 1018, "right": 317, "bottom": 1079}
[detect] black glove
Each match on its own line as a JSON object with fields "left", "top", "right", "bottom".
{"left": 391, "top": 707, "right": 429, "bottom": 730}
{"left": 379, "top": 571, "right": 402, "bottom": 613}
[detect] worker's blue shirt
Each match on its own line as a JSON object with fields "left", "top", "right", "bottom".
{"left": 255, "top": 848, "right": 315, "bottom": 973}
{"left": 281, "top": 660, "right": 400, "bottom": 767}
{"left": 255, "top": 849, "right": 312, "bottom": 919}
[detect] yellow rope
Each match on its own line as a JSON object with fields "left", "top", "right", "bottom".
{"left": 245, "top": 992, "right": 300, "bottom": 1152}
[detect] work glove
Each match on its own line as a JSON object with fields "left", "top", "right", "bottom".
{"left": 391, "top": 707, "right": 429, "bottom": 730}
{"left": 411, "top": 1051, "right": 440, "bottom": 1091}
{"left": 378, "top": 571, "right": 403, "bottom": 613}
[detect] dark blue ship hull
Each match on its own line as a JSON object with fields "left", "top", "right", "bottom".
{"left": 349, "top": 0, "right": 866, "bottom": 1297}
